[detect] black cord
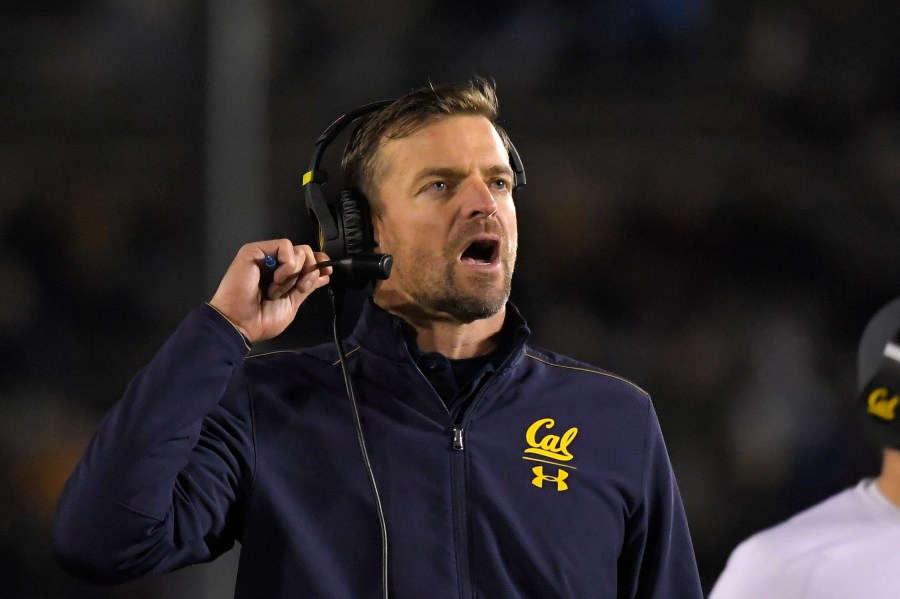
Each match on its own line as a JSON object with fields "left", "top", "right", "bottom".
{"left": 329, "top": 287, "right": 389, "bottom": 598}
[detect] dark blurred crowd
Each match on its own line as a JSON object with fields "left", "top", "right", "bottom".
{"left": 2, "top": 1, "right": 900, "bottom": 596}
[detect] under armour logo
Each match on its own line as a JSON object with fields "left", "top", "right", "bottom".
{"left": 532, "top": 466, "right": 569, "bottom": 491}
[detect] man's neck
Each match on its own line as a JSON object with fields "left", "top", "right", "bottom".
{"left": 876, "top": 448, "right": 900, "bottom": 507}
{"left": 406, "top": 314, "right": 505, "bottom": 359}
{"left": 374, "top": 296, "right": 506, "bottom": 359}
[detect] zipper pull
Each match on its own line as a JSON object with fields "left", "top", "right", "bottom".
{"left": 452, "top": 427, "right": 465, "bottom": 451}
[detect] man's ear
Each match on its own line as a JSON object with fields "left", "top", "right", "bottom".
{"left": 370, "top": 211, "right": 385, "bottom": 251}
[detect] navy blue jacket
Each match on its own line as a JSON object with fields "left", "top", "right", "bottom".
{"left": 54, "top": 300, "right": 702, "bottom": 598}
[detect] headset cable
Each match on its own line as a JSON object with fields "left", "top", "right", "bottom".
{"left": 329, "top": 287, "right": 389, "bottom": 598}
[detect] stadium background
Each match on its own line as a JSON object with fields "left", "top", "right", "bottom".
{"left": 2, "top": 1, "right": 899, "bottom": 595}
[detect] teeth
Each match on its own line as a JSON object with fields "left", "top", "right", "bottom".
{"left": 459, "top": 235, "right": 500, "bottom": 266}
{"left": 462, "top": 240, "right": 494, "bottom": 263}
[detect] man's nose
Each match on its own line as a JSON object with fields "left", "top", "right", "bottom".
{"left": 460, "top": 178, "right": 498, "bottom": 218}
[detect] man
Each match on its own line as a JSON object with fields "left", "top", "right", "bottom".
{"left": 54, "top": 79, "right": 701, "bottom": 598}
{"left": 709, "top": 296, "right": 900, "bottom": 598}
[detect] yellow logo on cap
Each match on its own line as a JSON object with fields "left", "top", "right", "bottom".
{"left": 868, "top": 387, "right": 900, "bottom": 421}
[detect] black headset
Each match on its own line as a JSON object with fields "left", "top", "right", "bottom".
{"left": 302, "top": 99, "right": 526, "bottom": 288}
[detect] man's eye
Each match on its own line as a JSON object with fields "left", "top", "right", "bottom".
{"left": 492, "top": 179, "right": 510, "bottom": 191}
{"left": 429, "top": 181, "right": 447, "bottom": 192}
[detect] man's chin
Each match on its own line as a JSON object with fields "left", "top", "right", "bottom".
{"left": 433, "top": 290, "right": 508, "bottom": 324}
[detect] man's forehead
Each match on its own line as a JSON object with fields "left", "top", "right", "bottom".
{"left": 377, "top": 115, "right": 507, "bottom": 165}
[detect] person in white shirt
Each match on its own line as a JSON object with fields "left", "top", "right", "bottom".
{"left": 709, "top": 296, "right": 900, "bottom": 599}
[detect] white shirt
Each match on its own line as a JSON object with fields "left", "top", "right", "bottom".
{"left": 709, "top": 479, "right": 900, "bottom": 599}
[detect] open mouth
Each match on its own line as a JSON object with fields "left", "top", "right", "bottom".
{"left": 459, "top": 236, "right": 500, "bottom": 266}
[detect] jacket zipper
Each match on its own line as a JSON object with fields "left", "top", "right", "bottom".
{"left": 414, "top": 350, "right": 522, "bottom": 598}
{"left": 407, "top": 366, "right": 474, "bottom": 597}
{"left": 450, "top": 431, "right": 471, "bottom": 599}
{"left": 448, "top": 369, "right": 510, "bottom": 599}
{"left": 452, "top": 427, "right": 464, "bottom": 451}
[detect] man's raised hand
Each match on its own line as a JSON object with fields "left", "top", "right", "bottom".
{"left": 209, "top": 240, "right": 332, "bottom": 343}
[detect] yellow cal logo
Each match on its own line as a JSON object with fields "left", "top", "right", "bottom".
{"left": 868, "top": 387, "right": 900, "bottom": 421}
{"left": 524, "top": 418, "right": 578, "bottom": 462}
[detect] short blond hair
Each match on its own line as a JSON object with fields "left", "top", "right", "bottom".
{"left": 341, "top": 77, "right": 511, "bottom": 212}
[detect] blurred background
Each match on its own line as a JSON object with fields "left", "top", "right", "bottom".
{"left": 2, "top": 0, "right": 900, "bottom": 596}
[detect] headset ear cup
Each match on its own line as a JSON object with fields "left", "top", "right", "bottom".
{"left": 338, "top": 189, "right": 372, "bottom": 258}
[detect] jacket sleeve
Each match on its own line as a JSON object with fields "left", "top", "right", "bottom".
{"left": 619, "top": 402, "right": 703, "bottom": 599}
{"left": 53, "top": 304, "right": 256, "bottom": 584}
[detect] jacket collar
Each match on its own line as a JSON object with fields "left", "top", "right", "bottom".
{"left": 349, "top": 297, "right": 531, "bottom": 366}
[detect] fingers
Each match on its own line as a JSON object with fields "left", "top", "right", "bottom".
{"left": 209, "top": 239, "right": 335, "bottom": 343}
{"left": 262, "top": 243, "right": 333, "bottom": 301}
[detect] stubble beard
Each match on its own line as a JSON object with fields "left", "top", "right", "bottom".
{"left": 413, "top": 242, "right": 517, "bottom": 324}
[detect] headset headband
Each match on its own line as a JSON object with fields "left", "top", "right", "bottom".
{"left": 303, "top": 101, "right": 392, "bottom": 246}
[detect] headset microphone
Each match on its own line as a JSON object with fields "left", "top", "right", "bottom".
{"left": 316, "top": 253, "right": 393, "bottom": 281}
